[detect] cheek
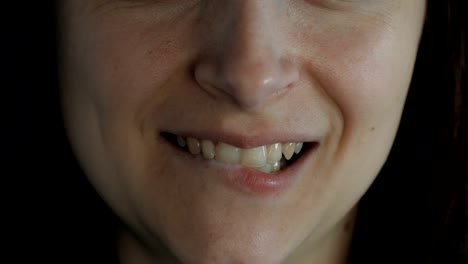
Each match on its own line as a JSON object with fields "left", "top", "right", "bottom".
{"left": 65, "top": 14, "right": 195, "bottom": 124}
{"left": 316, "top": 25, "right": 417, "bottom": 137}
{"left": 85, "top": 31, "right": 174, "bottom": 118}
{"left": 294, "top": 17, "right": 422, "bottom": 219}
{"left": 61, "top": 9, "right": 206, "bottom": 224}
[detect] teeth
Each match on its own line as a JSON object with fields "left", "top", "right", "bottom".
{"left": 254, "top": 160, "right": 282, "bottom": 173}
{"left": 177, "top": 136, "right": 186, "bottom": 147}
{"left": 272, "top": 161, "right": 280, "bottom": 172}
{"left": 201, "top": 140, "right": 215, "bottom": 160}
{"left": 255, "top": 163, "right": 273, "bottom": 173}
{"left": 282, "top": 143, "right": 296, "bottom": 160}
{"left": 174, "top": 135, "right": 305, "bottom": 173}
{"left": 267, "top": 143, "right": 282, "bottom": 164}
{"left": 215, "top": 143, "right": 241, "bottom": 164}
{"left": 187, "top": 137, "right": 201, "bottom": 155}
{"left": 294, "top": 142, "right": 303, "bottom": 154}
{"left": 241, "top": 146, "right": 267, "bottom": 168}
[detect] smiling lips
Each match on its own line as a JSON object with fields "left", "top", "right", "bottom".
{"left": 172, "top": 134, "right": 305, "bottom": 174}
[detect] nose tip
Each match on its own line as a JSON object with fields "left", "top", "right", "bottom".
{"left": 194, "top": 55, "right": 298, "bottom": 109}
{"left": 193, "top": 2, "right": 299, "bottom": 110}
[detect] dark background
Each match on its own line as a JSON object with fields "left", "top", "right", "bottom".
{"left": 3, "top": 2, "right": 113, "bottom": 262}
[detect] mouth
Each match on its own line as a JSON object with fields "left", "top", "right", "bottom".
{"left": 161, "top": 132, "right": 315, "bottom": 174}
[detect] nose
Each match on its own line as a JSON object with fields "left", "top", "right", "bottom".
{"left": 194, "top": 1, "right": 299, "bottom": 110}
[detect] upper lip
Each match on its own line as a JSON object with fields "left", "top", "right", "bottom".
{"left": 161, "top": 128, "right": 319, "bottom": 149}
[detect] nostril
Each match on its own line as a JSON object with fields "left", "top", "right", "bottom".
{"left": 193, "top": 38, "right": 299, "bottom": 110}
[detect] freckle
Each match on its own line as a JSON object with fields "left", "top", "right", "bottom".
{"left": 371, "top": 127, "right": 375, "bottom": 131}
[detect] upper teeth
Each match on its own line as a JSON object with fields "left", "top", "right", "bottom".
{"left": 176, "top": 136, "right": 304, "bottom": 173}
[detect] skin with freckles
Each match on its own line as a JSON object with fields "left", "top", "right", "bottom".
{"left": 59, "top": 1, "right": 426, "bottom": 263}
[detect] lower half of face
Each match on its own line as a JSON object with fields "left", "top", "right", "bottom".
{"left": 60, "top": 1, "right": 426, "bottom": 263}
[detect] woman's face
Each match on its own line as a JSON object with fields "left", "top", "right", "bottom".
{"left": 60, "top": 1, "right": 426, "bottom": 263}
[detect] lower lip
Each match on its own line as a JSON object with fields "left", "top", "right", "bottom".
{"left": 162, "top": 137, "right": 316, "bottom": 196}
{"left": 215, "top": 149, "right": 313, "bottom": 196}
